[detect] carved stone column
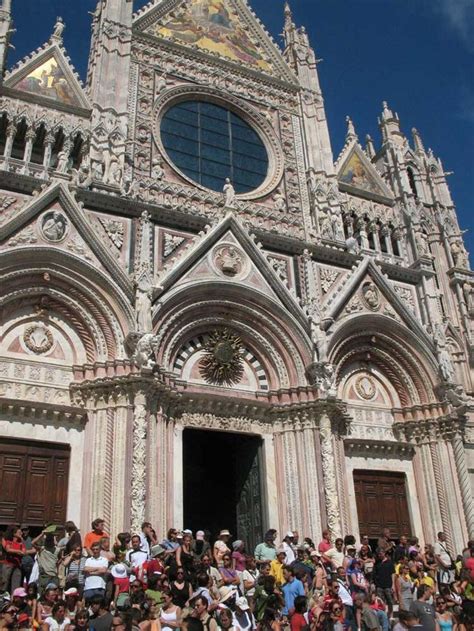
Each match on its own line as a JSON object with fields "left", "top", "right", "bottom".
{"left": 319, "top": 413, "right": 342, "bottom": 538}
{"left": 429, "top": 438, "right": 453, "bottom": 550}
{"left": 22, "top": 127, "right": 36, "bottom": 168}
{"left": 130, "top": 390, "right": 148, "bottom": 533}
{"left": 452, "top": 431, "right": 474, "bottom": 538}
{"left": 3, "top": 120, "right": 16, "bottom": 161}
{"left": 381, "top": 226, "right": 393, "bottom": 255}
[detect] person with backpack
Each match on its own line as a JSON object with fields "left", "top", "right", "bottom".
{"left": 434, "top": 533, "right": 455, "bottom": 590}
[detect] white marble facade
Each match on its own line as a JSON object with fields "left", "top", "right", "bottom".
{"left": 0, "top": 0, "right": 473, "bottom": 547}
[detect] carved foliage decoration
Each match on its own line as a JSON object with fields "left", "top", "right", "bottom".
{"left": 24, "top": 324, "right": 54, "bottom": 355}
{"left": 199, "top": 329, "right": 244, "bottom": 386}
{"left": 99, "top": 218, "right": 125, "bottom": 249}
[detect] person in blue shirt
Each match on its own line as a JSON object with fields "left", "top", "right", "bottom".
{"left": 281, "top": 566, "right": 305, "bottom": 617}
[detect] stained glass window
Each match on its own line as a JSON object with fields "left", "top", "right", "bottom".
{"left": 161, "top": 101, "right": 269, "bottom": 194}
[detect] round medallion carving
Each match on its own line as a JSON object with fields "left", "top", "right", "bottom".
{"left": 40, "top": 211, "right": 68, "bottom": 242}
{"left": 199, "top": 329, "right": 244, "bottom": 386}
{"left": 361, "top": 281, "right": 381, "bottom": 311}
{"left": 213, "top": 244, "right": 247, "bottom": 278}
{"left": 355, "top": 375, "right": 376, "bottom": 401}
{"left": 24, "top": 324, "right": 54, "bottom": 355}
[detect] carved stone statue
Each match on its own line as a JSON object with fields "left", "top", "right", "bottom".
{"left": 52, "top": 16, "right": 65, "bottom": 40}
{"left": 133, "top": 333, "right": 158, "bottom": 371}
{"left": 107, "top": 155, "right": 122, "bottom": 186}
{"left": 437, "top": 345, "right": 455, "bottom": 383}
{"left": 56, "top": 151, "right": 69, "bottom": 174}
{"left": 445, "top": 385, "right": 472, "bottom": 409}
{"left": 463, "top": 282, "right": 473, "bottom": 312}
{"left": 41, "top": 211, "right": 67, "bottom": 242}
{"left": 92, "top": 160, "right": 103, "bottom": 181}
{"left": 307, "top": 361, "right": 336, "bottom": 396}
{"left": 135, "top": 276, "right": 153, "bottom": 333}
{"left": 155, "top": 72, "right": 167, "bottom": 93}
{"left": 273, "top": 190, "right": 287, "bottom": 212}
{"left": 451, "top": 240, "right": 469, "bottom": 269}
{"left": 346, "top": 236, "right": 360, "bottom": 254}
{"left": 151, "top": 158, "right": 164, "bottom": 181}
{"left": 415, "top": 229, "right": 429, "bottom": 256}
{"left": 223, "top": 178, "right": 236, "bottom": 208}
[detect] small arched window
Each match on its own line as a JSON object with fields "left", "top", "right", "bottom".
{"left": 407, "top": 166, "right": 418, "bottom": 198}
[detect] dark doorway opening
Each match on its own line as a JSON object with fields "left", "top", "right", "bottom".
{"left": 183, "top": 428, "right": 265, "bottom": 553}
{"left": 353, "top": 470, "right": 412, "bottom": 548}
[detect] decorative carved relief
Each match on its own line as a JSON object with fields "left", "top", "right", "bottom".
{"left": 40, "top": 211, "right": 68, "bottom": 242}
{"left": 99, "top": 218, "right": 125, "bottom": 249}
{"left": 268, "top": 256, "right": 289, "bottom": 284}
{"left": 320, "top": 268, "right": 339, "bottom": 294}
{"left": 355, "top": 375, "right": 376, "bottom": 401}
{"left": 23, "top": 324, "right": 54, "bottom": 355}
{"left": 199, "top": 329, "right": 244, "bottom": 387}
{"left": 361, "top": 281, "right": 381, "bottom": 311}
{"left": 213, "top": 244, "right": 246, "bottom": 278}
{"left": 163, "top": 233, "right": 185, "bottom": 259}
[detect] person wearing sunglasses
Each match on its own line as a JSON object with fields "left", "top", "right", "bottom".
{"left": 435, "top": 597, "right": 454, "bottom": 631}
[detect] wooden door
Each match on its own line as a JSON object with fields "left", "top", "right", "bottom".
{"left": 353, "top": 470, "right": 412, "bottom": 538}
{"left": 0, "top": 437, "right": 70, "bottom": 526}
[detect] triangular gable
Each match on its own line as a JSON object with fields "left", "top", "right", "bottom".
{"left": 4, "top": 43, "right": 90, "bottom": 111}
{"left": 337, "top": 143, "right": 393, "bottom": 203}
{"left": 325, "top": 256, "right": 434, "bottom": 351}
{"left": 0, "top": 182, "right": 133, "bottom": 299}
{"left": 155, "top": 213, "right": 308, "bottom": 329}
{"left": 134, "top": 0, "right": 296, "bottom": 82}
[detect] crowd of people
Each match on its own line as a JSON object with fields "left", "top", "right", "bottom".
{"left": 0, "top": 519, "right": 473, "bottom": 631}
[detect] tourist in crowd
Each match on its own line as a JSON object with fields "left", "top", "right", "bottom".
{"left": 83, "top": 519, "right": 108, "bottom": 555}
{"left": 1, "top": 525, "right": 35, "bottom": 593}
{"left": 318, "top": 530, "right": 332, "bottom": 557}
{"left": 255, "top": 531, "right": 277, "bottom": 566}
{"left": 282, "top": 533, "right": 296, "bottom": 565}
{"left": 1, "top": 516, "right": 474, "bottom": 631}
{"left": 214, "top": 531, "right": 232, "bottom": 568}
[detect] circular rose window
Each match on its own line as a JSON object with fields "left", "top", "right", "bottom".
{"left": 160, "top": 100, "right": 269, "bottom": 194}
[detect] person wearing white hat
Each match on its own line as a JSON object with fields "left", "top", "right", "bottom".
{"left": 232, "top": 596, "right": 256, "bottom": 631}
{"left": 214, "top": 530, "right": 231, "bottom": 568}
{"left": 282, "top": 531, "right": 296, "bottom": 565}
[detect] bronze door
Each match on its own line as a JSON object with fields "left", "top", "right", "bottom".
{"left": 236, "top": 442, "right": 264, "bottom": 554}
{"left": 0, "top": 437, "right": 70, "bottom": 527}
{"left": 353, "top": 470, "right": 412, "bottom": 539}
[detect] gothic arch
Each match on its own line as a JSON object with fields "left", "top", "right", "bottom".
{"left": 329, "top": 315, "right": 439, "bottom": 408}
{"left": 154, "top": 282, "right": 312, "bottom": 392}
{"left": 0, "top": 249, "right": 135, "bottom": 364}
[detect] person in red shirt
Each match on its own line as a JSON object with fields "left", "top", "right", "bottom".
{"left": 318, "top": 530, "right": 332, "bottom": 556}
{"left": 1, "top": 525, "right": 35, "bottom": 593}
{"left": 464, "top": 547, "right": 474, "bottom": 581}
{"left": 290, "top": 595, "right": 308, "bottom": 631}
{"left": 83, "top": 519, "right": 108, "bottom": 555}
{"left": 145, "top": 545, "right": 165, "bottom": 583}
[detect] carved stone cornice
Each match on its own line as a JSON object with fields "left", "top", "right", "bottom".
{"left": 344, "top": 438, "right": 415, "bottom": 459}
{"left": 0, "top": 396, "right": 85, "bottom": 425}
{"left": 393, "top": 416, "right": 466, "bottom": 444}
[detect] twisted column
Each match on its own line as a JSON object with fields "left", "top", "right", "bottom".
{"left": 429, "top": 441, "right": 453, "bottom": 551}
{"left": 319, "top": 414, "right": 342, "bottom": 538}
{"left": 130, "top": 392, "right": 147, "bottom": 534}
{"left": 452, "top": 432, "right": 474, "bottom": 538}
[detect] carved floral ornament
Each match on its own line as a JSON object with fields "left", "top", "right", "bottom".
{"left": 151, "top": 85, "right": 285, "bottom": 201}
{"left": 23, "top": 324, "right": 54, "bottom": 355}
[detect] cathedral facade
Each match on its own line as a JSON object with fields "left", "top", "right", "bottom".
{"left": 0, "top": 0, "right": 473, "bottom": 551}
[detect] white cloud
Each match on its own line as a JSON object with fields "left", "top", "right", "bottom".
{"left": 434, "top": 0, "right": 474, "bottom": 51}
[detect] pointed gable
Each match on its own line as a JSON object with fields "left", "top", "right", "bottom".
{"left": 4, "top": 44, "right": 90, "bottom": 111}
{"left": 337, "top": 143, "right": 393, "bottom": 203}
{"left": 135, "top": 0, "right": 295, "bottom": 81}
{"left": 0, "top": 182, "right": 133, "bottom": 300}
{"left": 156, "top": 213, "right": 308, "bottom": 329}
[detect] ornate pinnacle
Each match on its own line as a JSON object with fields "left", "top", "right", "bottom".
{"left": 345, "top": 116, "right": 357, "bottom": 141}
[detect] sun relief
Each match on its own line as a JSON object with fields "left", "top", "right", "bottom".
{"left": 148, "top": 0, "right": 273, "bottom": 73}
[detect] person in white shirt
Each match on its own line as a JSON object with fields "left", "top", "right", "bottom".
{"left": 83, "top": 542, "right": 109, "bottom": 604}
{"left": 126, "top": 534, "right": 148, "bottom": 581}
{"left": 282, "top": 532, "right": 296, "bottom": 565}
{"left": 434, "top": 532, "right": 454, "bottom": 587}
{"left": 43, "top": 601, "right": 70, "bottom": 631}
{"left": 324, "top": 538, "right": 345, "bottom": 571}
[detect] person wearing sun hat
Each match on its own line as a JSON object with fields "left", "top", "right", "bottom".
{"left": 214, "top": 530, "right": 231, "bottom": 567}
{"left": 233, "top": 596, "right": 256, "bottom": 631}
{"left": 111, "top": 562, "right": 130, "bottom": 604}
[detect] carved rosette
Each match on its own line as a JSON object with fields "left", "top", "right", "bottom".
{"left": 130, "top": 401, "right": 147, "bottom": 534}
{"left": 24, "top": 324, "right": 54, "bottom": 355}
{"left": 319, "top": 414, "right": 342, "bottom": 537}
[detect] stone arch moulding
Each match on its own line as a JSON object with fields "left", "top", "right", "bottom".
{"left": 0, "top": 249, "right": 135, "bottom": 364}
{"left": 328, "top": 314, "right": 440, "bottom": 409}
{"left": 152, "top": 84, "right": 285, "bottom": 201}
{"left": 154, "top": 283, "right": 312, "bottom": 394}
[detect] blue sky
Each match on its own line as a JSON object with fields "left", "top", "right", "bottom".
{"left": 8, "top": 0, "right": 473, "bottom": 258}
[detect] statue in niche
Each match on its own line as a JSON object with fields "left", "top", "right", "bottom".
{"left": 56, "top": 151, "right": 69, "bottom": 174}
{"left": 451, "top": 240, "right": 469, "bottom": 269}
{"left": 223, "top": 178, "right": 236, "bottom": 208}
{"left": 151, "top": 158, "right": 164, "bottom": 181}
{"left": 135, "top": 275, "right": 153, "bottom": 333}
{"left": 273, "top": 190, "right": 286, "bottom": 212}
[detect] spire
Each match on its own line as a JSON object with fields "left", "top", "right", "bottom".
{"left": 365, "top": 134, "right": 376, "bottom": 159}
{"left": 283, "top": 1, "right": 297, "bottom": 49}
{"left": 345, "top": 116, "right": 358, "bottom": 141}
{"left": 412, "top": 128, "right": 425, "bottom": 154}
{"left": 378, "top": 100, "right": 405, "bottom": 145}
{"left": 0, "top": 0, "right": 13, "bottom": 78}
